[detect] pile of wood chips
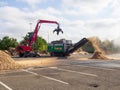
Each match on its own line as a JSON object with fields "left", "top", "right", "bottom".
{"left": 91, "top": 51, "right": 109, "bottom": 59}
{"left": 0, "top": 50, "right": 21, "bottom": 70}
{"left": 88, "top": 37, "right": 109, "bottom": 60}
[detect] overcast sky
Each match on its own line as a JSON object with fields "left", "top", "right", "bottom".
{"left": 0, "top": 0, "right": 120, "bottom": 43}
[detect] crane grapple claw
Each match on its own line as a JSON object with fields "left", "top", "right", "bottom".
{"left": 53, "top": 26, "right": 63, "bottom": 35}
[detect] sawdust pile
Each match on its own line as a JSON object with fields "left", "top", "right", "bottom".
{"left": 0, "top": 50, "right": 21, "bottom": 70}
{"left": 88, "top": 37, "right": 109, "bottom": 60}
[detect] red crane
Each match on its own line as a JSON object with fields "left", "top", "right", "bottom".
{"left": 16, "top": 19, "right": 63, "bottom": 57}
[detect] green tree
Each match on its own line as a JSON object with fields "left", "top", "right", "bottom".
{"left": 33, "top": 36, "right": 47, "bottom": 51}
{"left": 102, "top": 39, "right": 120, "bottom": 53}
{"left": 20, "top": 34, "right": 29, "bottom": 45}
{"left": 20, "top": 35, "right": 47, "bottom": 52}
{"left": 0, "top": 36, "right": 18, "bottom": 50}
{"left": 102, "top": 39, "right": 112, "bottom": 51}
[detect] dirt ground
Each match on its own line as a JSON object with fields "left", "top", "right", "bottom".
{"left": 14, "top": 53, "right": 120, "bottom": 69}
{"left": 15, "top": 57, "right": 58, "bottom": 68}
{"left": 68, "top": 53, "right": 120, "bottom": 60}
{"left": 1, "top": 50, "right": 120, "bottom": 71}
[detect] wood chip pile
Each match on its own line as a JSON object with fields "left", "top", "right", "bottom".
{"left": 88, "top": 37, "right": 109, "bottom": 60}
{"left": 0, "top": 50, "right": 21, "bottom": 70}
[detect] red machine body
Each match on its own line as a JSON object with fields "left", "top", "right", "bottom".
{"left": 16, "top": 19, "right": 62, "bottom": 57}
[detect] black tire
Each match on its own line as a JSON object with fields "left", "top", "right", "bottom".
{"left": 50, "top": 52, "right": 54, "bottom": 57}
{"left": 62, "top": 53, "right": 66, "bottom": 57}
{"left": 19, "top": 53, "right": 24, "bottom": 57}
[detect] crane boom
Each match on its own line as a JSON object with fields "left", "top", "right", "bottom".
{"left": 29, "top": 20, "right": 60, "bottom": 46}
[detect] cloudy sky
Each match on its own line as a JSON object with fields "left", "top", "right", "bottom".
{"left": 0, "top": 0, "right": 120, "bottom": 43}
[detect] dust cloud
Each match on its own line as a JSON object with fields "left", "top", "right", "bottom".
{"left": 88, "top": 37, "right": 110, "bottom": 60}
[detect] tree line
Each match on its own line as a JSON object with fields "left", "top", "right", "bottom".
{"left": 82, "top": 37, "right": 120, "bottom": 54}
{"left": 0, "top": 36, "right": 47, "bottom": 52}
{"left": 0, "top": 36, "right": 120, "bottom": 54}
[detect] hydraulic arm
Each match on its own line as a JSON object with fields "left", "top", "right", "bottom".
{"left": 29, "top": 20, "right": 63, "bottom": 46}
{"left": 16, "top": 19, "right": 63, "bottom": 57}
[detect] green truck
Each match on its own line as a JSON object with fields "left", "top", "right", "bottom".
{"left": 48, "top": 38, "right": 88, "bottom": 56}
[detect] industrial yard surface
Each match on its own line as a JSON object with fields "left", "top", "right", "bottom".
{"left": 0, "top": 54, "right": 120, "bottom": 90}
{"left": 1, "top": 0, "right": 120, "bottom": 90}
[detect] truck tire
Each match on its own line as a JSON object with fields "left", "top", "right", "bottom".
{"left": 50, "top": 52, "right": 54, "bottom": 57}
{"left": 19, "top": 53, "right": 24, "bottom": 57}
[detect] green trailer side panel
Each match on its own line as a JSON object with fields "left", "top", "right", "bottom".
{"left": 48, "top": 45, "right": 64, "bottom": 52}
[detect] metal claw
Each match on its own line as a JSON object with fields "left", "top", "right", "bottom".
{"left": 53, "top": 26, "right": 63, "bottom": 35}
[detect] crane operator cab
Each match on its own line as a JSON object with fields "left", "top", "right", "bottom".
{"left": 28, "top": 32, "right": 34, "bottom": 42}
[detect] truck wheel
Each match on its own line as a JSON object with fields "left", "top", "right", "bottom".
{"left": 62, "top": 54, "right": 66, "bottom": 57}
{"left": 50, "top": 52, "right": 54, "bottom": 57}
{"left": 19, "top": 53, "right": 24, "bottom": 57}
